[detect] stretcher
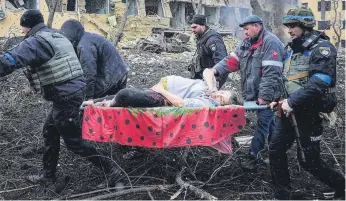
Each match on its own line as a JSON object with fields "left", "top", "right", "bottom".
{"left": 81, "top": 101, "right": 268, "bottom": 153}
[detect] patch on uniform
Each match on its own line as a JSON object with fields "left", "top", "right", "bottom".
{"left": 209, "top": 43, "right": 217, "bottom": 52}
{"left": 272, "top": 51, "right": 278, "bottom": 59}
{"left": 319, "top": 47, "right": 331, "bottom": 57}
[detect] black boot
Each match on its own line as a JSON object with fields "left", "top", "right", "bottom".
{"left": 26, "top": 173, "right": 56, "bottom": 184}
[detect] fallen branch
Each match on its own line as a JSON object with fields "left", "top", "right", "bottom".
{"left": 170, "top": 186, "right": 184, "bottom": 200}
{"left": 176, "top": 168, "right": 218, "bottom": 200}
{"left": 63, "top": 185, "right": 169, "bottom": 200}
{"left": 204, "top": 141, "right": 248, "bottom": 185}
{"left": 321, "top": 139, "right": 345, "bottom": 175}
{"left": 147, "top": 190, "right": 154, "bottom": 200}
{"left": 0, "top": 184, "right": 39, "bottom": 194}
{"left": 85, "top": 185, "right": 172, "bottom": 200}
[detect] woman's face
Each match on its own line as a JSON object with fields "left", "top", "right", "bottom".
{"left": 211, "top": 91, "right": 232, "bottom": 105}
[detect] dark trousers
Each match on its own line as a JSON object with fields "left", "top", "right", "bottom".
{"left": 268, "top": 110, "right": 345, "bottom": 199}
{"left": 249, "top": 108, "right": 273, "bottom": 159}
{"left": 113, "top": 88, "right": 172, "bottom": 107}
{"left": 43, "top": 89, "right": 112, "bottom": 177}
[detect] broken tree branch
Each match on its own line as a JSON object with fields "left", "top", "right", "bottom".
{"left": 176, "top": 167, "right": 218, "bottom": 200}
{"left": 321, "top": 139, "right": 345, "bottom": 175}
{"left": 86, "top": 185, "right": 172, "bottom": 200}
{"left": 0, "top": 184, "right": 39, "bottom": 194}
{"left": 114, "top": 0, "right": 131, "bottom": 47}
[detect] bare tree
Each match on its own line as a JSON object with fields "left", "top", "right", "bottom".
{"left": 46, "top": 0, "right": 61, "bottom": 28}
{"left": 331, "top": 0, "right": 343, "bottom": 48}
{"left": 196, "top": 0, "right": 203, "bottom": 14}
{"left": 249, "top": 0, "right": 272, "bottom": 31}
{"left": 114, "top": 0, "right": 132, "bottom": 47}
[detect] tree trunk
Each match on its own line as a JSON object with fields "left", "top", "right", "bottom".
{"left": 114, "top": 0, "right": 131, "bottom": 47}
{"left": 197, "top": 0, "right": 203, "bottom": 14}
{"left": 249, "top": 0, "right": 272, "bottom": 31}
{"left": 331, "top": 0, "right": 341, "bottom": 49}
{"left": 191, "top": 0, "right": 197, "bottom": 14}
{"left": 47, "top": 0, "right": 61, "bottom": 28}
{"left": 321, "top": 0, "right": 326, "bottom": 20}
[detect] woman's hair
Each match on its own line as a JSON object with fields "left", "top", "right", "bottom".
{"left": 227, "top": 91, "right": 243, "bottom": 105}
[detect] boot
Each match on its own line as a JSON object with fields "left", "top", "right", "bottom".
{"left": 26, "top": 173, "right": 56, "bottom": 184}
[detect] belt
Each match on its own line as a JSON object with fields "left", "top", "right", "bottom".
{"left": 287, "top": 71, "right": 309, "bottom": 81}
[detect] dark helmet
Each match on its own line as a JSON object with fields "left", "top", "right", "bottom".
{"left": 283, "top": 6, "right": 316, "bottom": 28}
{"left": 239, "top": 15, "right": 263, "bottom": 27}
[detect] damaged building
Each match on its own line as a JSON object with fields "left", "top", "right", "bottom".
{"left": 0, "top": 0, "right": 298, "bottom": 47}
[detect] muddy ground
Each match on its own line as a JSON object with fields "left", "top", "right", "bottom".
{"left": 0, "top": 46, "right": 344, "bottom": 200}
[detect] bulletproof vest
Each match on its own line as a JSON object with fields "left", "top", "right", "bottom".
{"left": 284, "top": 50, "right": 310, "bottom": 95}
{"left": 190, "top": 29, "right": 214, "bottom": 77}
{"left": 284, "top": 37, "right": 330, "bottom": 95}
{"left": 25, "top": 31, "right": 84, "bottom": 92}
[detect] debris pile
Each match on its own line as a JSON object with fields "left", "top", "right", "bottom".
{"left": 133, "top": 28, "right": 192, "bottom": 53}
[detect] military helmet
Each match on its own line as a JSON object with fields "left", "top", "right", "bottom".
{"left": 239, "top": 15, "right": 263, "bottom": 27}
{"left": 283, "top": 6, "right": 316, "bottom": 28}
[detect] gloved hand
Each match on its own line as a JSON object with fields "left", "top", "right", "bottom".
{"left": 281, "top": 99, "right": 293, "bottom": 117}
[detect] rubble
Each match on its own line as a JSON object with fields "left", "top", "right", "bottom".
{"left": 133, "top": 28, "right": 192, "bottom": 53}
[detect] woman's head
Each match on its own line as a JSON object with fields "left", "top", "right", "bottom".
{"left": 211, "top": 90, "right": 242, "bottom": 106}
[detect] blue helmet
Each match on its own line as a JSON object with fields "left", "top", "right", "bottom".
{"left": 239, "top": 15, "right": 263, "bottom": 27}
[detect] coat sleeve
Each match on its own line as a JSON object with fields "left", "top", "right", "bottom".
{"left": 78, "top": 45, "right": 98, "bottom": 99}
{"left": 0, "top": 37, "right": 53, "bottom": 77}
{"left": 288, "top": 42, "right": 336, "bottom": 108}
{"left": 214, "top": 44, "right": 241, "bottom": 75}
{"left": 258, "top": 40, "right": 285, "bottom": 101}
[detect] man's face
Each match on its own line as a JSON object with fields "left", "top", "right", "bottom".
{"left": 242, "top": 24, "right": 260, "bottom": 39}
{"left": 211, "top": 91, "right": 232, "bottom": 106}
{"left": 191, "top": 23, "right": 205, "bottom": 35}
{"left": 286, "top": 24, "right": 304, "bottom": 39}
{"left": 22, "top": 26, "right": 31, "bottom": 35}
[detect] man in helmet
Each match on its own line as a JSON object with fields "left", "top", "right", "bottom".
{"left": 0, "top": 10, "right": 122, "bottom": 186}
{"left": 268, "top": 6, "right": 345, "bottom": 199}
{"left": 188, "top": 14, "right": 229, "bottom": 89}
{"left": 204, "top": 15, "right": 286, "bottom": 169}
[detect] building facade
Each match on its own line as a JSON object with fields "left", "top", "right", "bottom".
{"left": 0, "top": 0, "right": 298, "bottom": 45}
{"left": 299, "top": 0, "right": 345, "bottom": 48}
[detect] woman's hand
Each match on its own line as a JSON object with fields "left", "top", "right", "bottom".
{"left": 80, "top": 100, "right": 94, "bottom": 110}
{"left": 94, "top": 100, "right": 113, "bottom": 107}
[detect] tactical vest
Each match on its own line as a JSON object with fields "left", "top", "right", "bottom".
{"left": 26, "top": 31, "right": 84, "bottom": 92}
{"left": 284, "top": 49, "right": 310, "bottom": 95}
{"left": 284, "top": 38, "right": 331, "bottom": 95}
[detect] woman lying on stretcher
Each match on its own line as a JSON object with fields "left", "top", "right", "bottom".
{"left": 81, "top": 69, "right": 242, "bottom": 109}
{"left": 81, "top": 69, "right": 242, "bottom": 159}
